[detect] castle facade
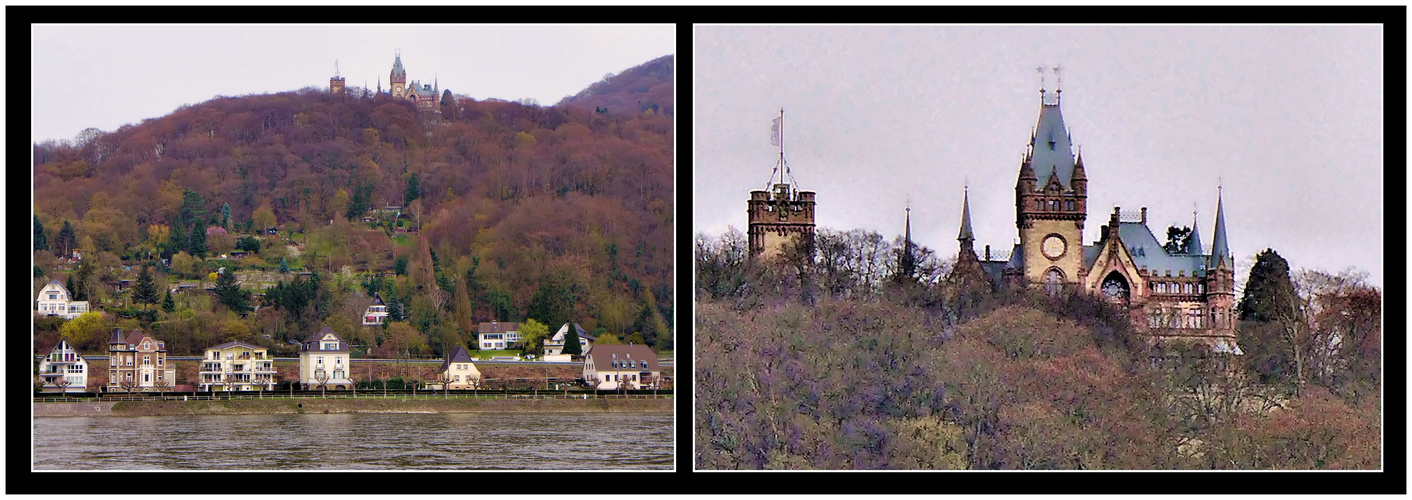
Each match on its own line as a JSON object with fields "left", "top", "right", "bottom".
{"left": 953, "top": 84, "right": 1241, "bottom": 353}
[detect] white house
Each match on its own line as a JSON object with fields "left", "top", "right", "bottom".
{"left": 35, "top": 279, "right": 89, "bottom": 319}
{"left": 299, "top": 324, "right": 353, "bottom": 390}
{"left": 583, "top": 344, "right": 659, "bottom": 390}
{"left": 433, "top": 345, "right": 482, "bottom": 390}
{"left": 543, "top": 323, "right": 597, "bottom": 359}
{"left": 199, "top": 341, "right": 277, "bottom": 392}
{"left": 362, "top": 292, "right": 389, "bottom": 326}
{"left": 478, "top": 321, "right": 521, "bottom": 350}
{"left": 38, "top": 339, "right": 88, "bottom": 393}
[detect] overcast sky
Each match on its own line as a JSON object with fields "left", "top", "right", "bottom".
{"left": 694, "top": 25, "right": 1383, "bottom": 287}
{"left": 31, "top": 24, "right": 674, "bottom": 144}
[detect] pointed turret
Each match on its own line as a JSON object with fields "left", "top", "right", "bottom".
{"left": 1188, "top": 209, "right": 1204, "bottom": 256}
{"left": 390, "top": 52, "right": 407, "bottom": 82}
{"left": 1016, "top": 152, "right": 1036, "bottom": 190}
{"left": 1210, "top": 189, "right": 1231, "bottom": 268}
{"left": 1070, "top": 150, "right": 1087, "bottom": 195}
{"left": 1028, "top": 96, "right": 1077, "bottom": 189}
{"left": 109, "top": 327, "right": 125, "bottom": 345}
{"left": 905, "top": 205, "right": 913, "bottom": 253}
{"left": 958, "top": 188, "right": 975, "bottom": 251}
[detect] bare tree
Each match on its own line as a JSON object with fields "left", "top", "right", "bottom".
{"left": 315, "top": 371, "right": 330, "bottom": 398}
{"left": 120, "top": 377, "right": 137, "bottom": 397}
{"left": 56, "top": 377, "right": 73, "bottom": 394}
{"left": 154, "top": 378, "right": 171, "bottom": 398}
{"left": 468, "top": 373, "right": 481, "bottom": 398}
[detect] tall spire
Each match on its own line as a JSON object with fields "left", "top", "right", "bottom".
{"left": 1210, "top": 187, "right": 1231, "bottom": 268}
{"left": 1188, "top": 205, "right": 1204, "bottom": 255}
{"left": 904, "top": 203, "right": 913, "bottom": 258}
{"left": 958, "top": 186, "right": 975, "bottom": 248}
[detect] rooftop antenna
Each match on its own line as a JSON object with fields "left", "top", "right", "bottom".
{"left": 1036, "top": 65, "right": 1046, "bottom": 101}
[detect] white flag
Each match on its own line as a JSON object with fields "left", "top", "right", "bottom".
{"left": 770, "top": 116, "right": 782, "bottom": 147}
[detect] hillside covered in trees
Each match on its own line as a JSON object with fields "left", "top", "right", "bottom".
{"left": 31, "top": 55, "right": 674, "bottom": 359}
{"left": 695, "top": 229, "right": 1380, "bottom": 471}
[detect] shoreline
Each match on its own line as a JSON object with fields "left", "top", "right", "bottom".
{"left": 34, "top": 397, "right": 673, "bottom": 417}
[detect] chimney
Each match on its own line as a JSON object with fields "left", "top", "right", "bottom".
{"left": 1140, "top": 207, "right": 1147, "bottom": 224}
{"left": 984, "top": 244, "right": 991, "bottom": 260}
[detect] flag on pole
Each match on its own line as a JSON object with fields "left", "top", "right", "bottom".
{"left": 770, "top": 116, "right": 782, "bottom": 147}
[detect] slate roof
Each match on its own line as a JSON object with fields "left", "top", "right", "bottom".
{"left": 301, "top": 324, "right": 350, "bottom": 352}
{"left": 551, "top": 323, "right": 596, "bottom": 342}
{"left": 390, "top": 54, "right": 406, "bottom": 79}
{"left": 438, "top": 345, "right": 475, "bottom": 374}
{"left": 1027, "top": 100, "right": 1078, "bottom": 189}
{"left": 479, "top": 322, "right": 519, "bottom": 334}
{"left": 585, "top": 344, "right": 657, "bottom": 373}
{"left": 1116, "top": 222, "right": 1208, "bottom": 277}
{"left": 1209, "top": 193, "right": 1232, "bottom": 268}
{"left": 957, "top": 190, "right": 974, "bottom": 242}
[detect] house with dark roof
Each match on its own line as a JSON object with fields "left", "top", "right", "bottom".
{"left": 298, "top": 324, "right": 352, "bottom": 390}
{"left": 583, "top": 344, "right": 659, "bottom": 390}
{"left": 543, "top": 323, "right": 597, "bottom": 360}
{"left": 478, "top": 321, "right": 521, "bottom": 350}
{"left": 433, "top": 345, "right": 482, "bottom": 390}
{"left": 362, "top": 292, "right": 389, "bottom": 326}
{"left": 107, "top": 328, "right": 176, "bottom": 392}
{"left": 198, "top": 341, "right": 277, "bottom": 392}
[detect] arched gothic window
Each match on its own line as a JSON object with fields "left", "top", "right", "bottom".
{"left": 1101, "top": 272, "right": 1131, "bottom": 306}
{"left": 1044, "top": 268, "right": 1065, "bottom": 296}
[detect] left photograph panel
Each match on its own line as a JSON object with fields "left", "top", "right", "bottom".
{"left": 30, "top": 23, "right": 675, "bottom": 472}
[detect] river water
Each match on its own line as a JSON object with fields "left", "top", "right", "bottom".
{"left": 32, "top": 412, "right": 673, "bottom": 470}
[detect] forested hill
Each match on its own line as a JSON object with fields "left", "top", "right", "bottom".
{"left": 558, "top": 55, "right": 672, "bottom": 116}
{"left": 32, "top": 56, "right": 674, "bottom": 355}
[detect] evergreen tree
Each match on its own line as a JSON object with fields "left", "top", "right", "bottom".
{"left": 213, "top": 269, "right": 252, "bottom": 314}
{"left": 404, "top": 173, "right": 420, "bottom": 204}
{"left": 562, "top": 325, "right": 583, "bottom": 356}
{"left": 65, "top": 274, "right": 77, "bottom": 301}
{"left": 631, "top": 300, "right": 661, "bottom": 348}
{"left": 1238, "top": 248, "right": 1295, "bottom": 322}
{"left": 56, "top": 220, "right": 76, "bottom": 257}
{"left": 221, "top": 202, "right": 232, "bottom": 229}
{"left": 72, "top": 262, "right": 92, "bottom": 302}
{"left": 134, "top": 264, "right": 160, "bottom": 310}
{"left": 34, "top": 264, "right": 45, "bottom": 279}
{"left": 279, "top": 257, "right": 291, "bottom": 274}
{"left": 189, "top": 225, "right": 208, "bottom": 258}
{"left": 161, "top": 289, "right": 176, "bottom": 313}
{"left": 34, "top": 215, "right": 48, "bottom": 252}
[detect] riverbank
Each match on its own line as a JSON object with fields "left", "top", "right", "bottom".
{"left": 34, "top": 396, "right": 672, "bottom": 417}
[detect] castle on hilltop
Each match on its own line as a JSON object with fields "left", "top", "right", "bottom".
{"left": 329, "top": 51, "right": 443, "bottom": 113}
{"left": 743, "top": 72, "right": 1245, "bottom": 355}
{"left": 948, "top": 69, "right": 1240, "bottom": 354}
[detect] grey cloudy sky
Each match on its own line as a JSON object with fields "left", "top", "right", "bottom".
{"left": 31, "top": 24, "right": 674, "bottom": 144}
{"left": 694, "top": 25, "right": 1383, "bottom": 287}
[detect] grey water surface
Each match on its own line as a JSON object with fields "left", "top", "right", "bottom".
{"left": 33, "top": 412, "right": 672, "bottom": 470}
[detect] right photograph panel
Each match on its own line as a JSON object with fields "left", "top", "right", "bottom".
{"left": 693, "top": 24, "right": 1383, "bottom": 471}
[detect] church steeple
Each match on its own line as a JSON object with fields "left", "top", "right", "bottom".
{"left": 1209, "top": 188, "right": 1231, "bottom": 268}
{"left": 958, "top": 187, "right": 975, "bottom": 253}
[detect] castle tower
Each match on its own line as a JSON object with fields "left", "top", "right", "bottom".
{"left": 390, "top": 51, "right": 407, "bottom": 98}
{"left": 330, "top": 59, "right": 345, "bottom": 95}
{"left": 747, "top": 184, "right": 816, "bottom": 260}
{"left": 748, "top": 109, "right": 815, "bottom": 260}
{"left": 1204, "top": 188, "right": 1236, "bottom": 333}
{"left": 1015, "top": 74, "right": 1087, "bottom": 288}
